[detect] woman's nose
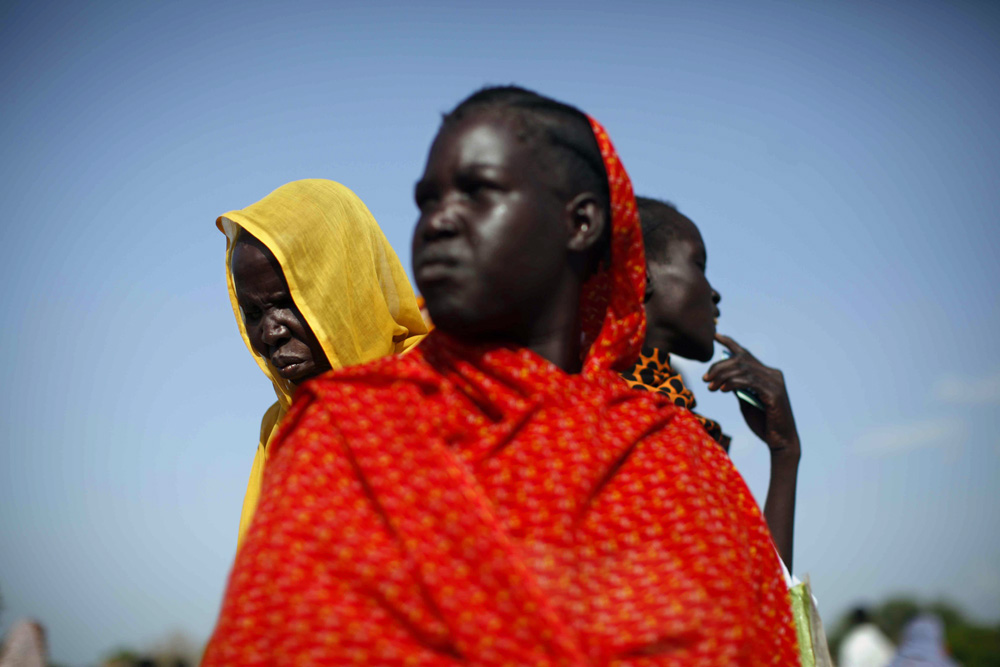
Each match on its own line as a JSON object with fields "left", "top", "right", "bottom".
{"left": 260, "top": 312, "right": 291, "bottom": 346}
{"left": 712, "top": 289, "right": 721, "bottom": 305}
{"left": 420, "top": 201, "right": 461, "bottom": 242}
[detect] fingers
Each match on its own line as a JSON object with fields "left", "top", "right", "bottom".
{"left": 705, "top": 362, "right": 780, "bottom": 401}
{"left": 705, "top": 343, "right": 763, "bottom": 383}
{"left": 705, "top": 365, "right": 757, "bottom": 392}
{"left": 704, "top": 356, "right": 740, "bottom": 383}
{"left": 714, "top": 333, "right": 745, "bottom": 355}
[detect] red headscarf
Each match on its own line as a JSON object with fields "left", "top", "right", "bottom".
{"left": 203, "top": 117, "right": 799, "bottom": 666}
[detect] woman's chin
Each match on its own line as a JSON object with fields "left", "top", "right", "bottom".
{"left": 276, "top": 361, "right": 314, "bottom": 383}
{"left": 687, "top": 340, "right": 715, "bottom": 363}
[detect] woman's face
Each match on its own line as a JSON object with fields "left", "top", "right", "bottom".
{"left": 231, "top": 235, "right": 331, "bottom": 384}
{"left": 645, "top": 223, "right": 721, "bottom": 362}
{"left": 411, "top": 112, "right": 570, "bottom": 340}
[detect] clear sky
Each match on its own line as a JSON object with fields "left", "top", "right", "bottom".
{"left": 1, "top": 0, "right": 998, "bottom": 663}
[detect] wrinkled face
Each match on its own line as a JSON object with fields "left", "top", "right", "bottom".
{"left": 645, "top": 223, "right": 721, "bottom": 362}
{"left": 412, "top": 112, "right": 569, "bottom": 340}
{"left": 231, "top": 236, "right": 332, "bottom": 384}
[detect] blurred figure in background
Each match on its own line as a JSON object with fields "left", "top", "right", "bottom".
{"left": 840, "top": 607, "right": 896, "bottom": 667}
{"left": 887, "top": 614, "right": 959, "bottom": 667}
{"left": 0, "top": 619, "right": 46, "bottom": 667}
{"left": 218, "top": 179, "right": 428, "bottom": 548}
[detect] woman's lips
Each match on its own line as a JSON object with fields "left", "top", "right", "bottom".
{"left": 273, "top": 358, "right": 309, "bottom": 379}
{"left": 415, "top": 258, "right": 460, "bottom": 283}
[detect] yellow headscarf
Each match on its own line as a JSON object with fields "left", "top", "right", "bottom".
{"left": 218, "top": 179, "right": 428, "bottom": 548}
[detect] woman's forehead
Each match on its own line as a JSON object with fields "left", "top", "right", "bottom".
{"left": 429, "top": 112, "right": 582, "bottom": 205}
{"left": 233, "top": 234, "right": 272, "bottom": 264}
{"left": 431, "top": 113, "right": 536, "bottom": 170}
{"left": 674, "top": 215, "right": 707, "bottom": 255}
{"left": 232, "top": 239, "right": 285, "bottom": 291}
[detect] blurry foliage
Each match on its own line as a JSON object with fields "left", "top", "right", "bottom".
{"left": 102, "top": 646, "right": 142, "bottom": 667}
{"left": 102, "top": 631, "right": 198, "bottom": 667}
{"left": 827, "top": 597, "right": 1000, "bottom": 667}
{"left": 876, "top": 597, "right": 923, "bottom": 642}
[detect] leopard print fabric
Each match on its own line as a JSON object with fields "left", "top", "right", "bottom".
{"left": 621, "top": 346, "right": 731, "bottom": 452}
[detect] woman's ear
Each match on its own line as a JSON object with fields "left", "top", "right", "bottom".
{"left": 565, "top": 192, "right": 606, "bottom": 254}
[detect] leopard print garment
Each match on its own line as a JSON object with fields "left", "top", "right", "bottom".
{"left": 621, "top": 346, "right": 731, "bottom": 452}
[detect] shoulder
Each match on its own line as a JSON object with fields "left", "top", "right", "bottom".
{"left": 262, "top": 352, "right": 442, "bottom": 465}
{"left": 841, "top": 625, "right": 896, "bottom": 664}
{"left": 302, "top": 348, "right": 441, "bottom": 401}
{"left": 258, "top": 401, "right": 284, "bottom": 444}
{"left": 269, "top": 350, "right": 446, "bottom": 440}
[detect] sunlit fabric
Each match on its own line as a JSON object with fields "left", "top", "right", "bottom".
{"left": 203, "top": 121, "right": 799, "bottom": 665}
{"left": 217, "top": 179, "right": 428, "bottom": 548}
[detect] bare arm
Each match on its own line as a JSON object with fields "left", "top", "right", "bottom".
{"left": 704, "top": 333, "right": 801, "bottom": 571}
{"left": 763, "top": 444, "right": 800, "bottom": 571}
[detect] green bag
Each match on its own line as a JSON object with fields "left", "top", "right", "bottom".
{"left": 789, "top": 576, "right": 834, "bottom": 667}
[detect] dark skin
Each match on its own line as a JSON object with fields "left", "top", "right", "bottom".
{"left": 413, "top": 112, "right": 606, "bottom": 373}
{"left": 231, "top": 233, "right": 332, "bottom": 384}
{"left": 643, "top": 214, "right": 801, "bottom": 570}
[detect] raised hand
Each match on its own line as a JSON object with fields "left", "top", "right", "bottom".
{"left": 704, "top": 333, "right": 800, "bottom": 570}
{"left": 703, "top": 333, "right": 800, "bottom": 457}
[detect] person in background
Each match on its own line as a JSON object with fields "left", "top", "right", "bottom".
{"left": 887, "top": 615, "right": 959, "bottom": 667}
{"left": 621, "top": 197, "right": 830, "bottom": 665}
{"left": 0, "top": 619, "right": 47, "bottom": 667}
{"left": 203, "top": 86, "right": 799, "bottom": 665}
{"left": 840, "top": 607, "right": 897, "bottom": 667}
{"left": 218, "top": 179, "right": 427, "bottom": 548}
{"left": 621, "top": 197, "right": 802, "bottom": 572}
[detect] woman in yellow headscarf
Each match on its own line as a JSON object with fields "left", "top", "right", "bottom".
{"left": 217, "top": 179, "right": 428, "bottom": 548}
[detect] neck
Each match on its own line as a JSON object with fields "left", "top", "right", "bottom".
{"left": 641, "top": 319, "right": 674, "bottom": 359}
{"left": 523, "top": 326, "right": 583, "bottom": 374}
{"left": 516, "top": 277, "right": 584, "bottom": 373}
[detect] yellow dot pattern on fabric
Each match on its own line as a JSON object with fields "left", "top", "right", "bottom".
{"left": 204, "top": 347, "right": 799, "bottom": 665}
{"left": 202, "top": 116, "right": 799, "bottom": 666}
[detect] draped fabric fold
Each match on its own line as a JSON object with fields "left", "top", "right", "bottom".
{"left": 204, "top": 123, "right": 799, "bottom": 665}
{"left": 217, "top": 179, "right": 428, "bottom": 548}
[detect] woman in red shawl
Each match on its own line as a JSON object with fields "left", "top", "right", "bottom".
{"left": 203, "top": 87, "right": 799, "bottom": 666}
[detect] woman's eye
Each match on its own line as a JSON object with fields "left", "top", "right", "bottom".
{"left": 457, "top": 174, "right": 498, "bottom": 200}
{"left": 466, "top": 180, "right": 490, "bottom": 196}
{"left": 414, "top": 182, "right": 437, "bottom": 212}
{"left": 244, "top": 307, "right": 262, "bottom": 321}
{"left": 417, "top": 195, "right": 440, "bottom": 214}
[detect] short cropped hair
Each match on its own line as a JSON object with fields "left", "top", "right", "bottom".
{"left": 850, "top": 607, "right": 872, "bottom": 625}
{"left": 444, "top": 86, "right": 609, "bottom": 209}
{"left": 635, "top": 196, "right": 693, "bottom": 264}
{"left": 444, "top": 86, "right": 612, "bottom": 263}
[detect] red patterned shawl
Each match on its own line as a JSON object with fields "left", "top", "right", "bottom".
{"left": 203, "top": 118, "right": 799, "bottom": 666}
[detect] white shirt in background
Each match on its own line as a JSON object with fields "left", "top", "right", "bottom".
{"left": 839, "top": 623, "right": 896, "bottom": 667}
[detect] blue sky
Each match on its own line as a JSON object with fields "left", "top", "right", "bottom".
{"left": 1, "top": 0, "right": 998, "bottom": 663}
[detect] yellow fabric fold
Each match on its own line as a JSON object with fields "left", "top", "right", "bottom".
{"left": 218, "top": 179, "right": 428, "bottom": 549}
